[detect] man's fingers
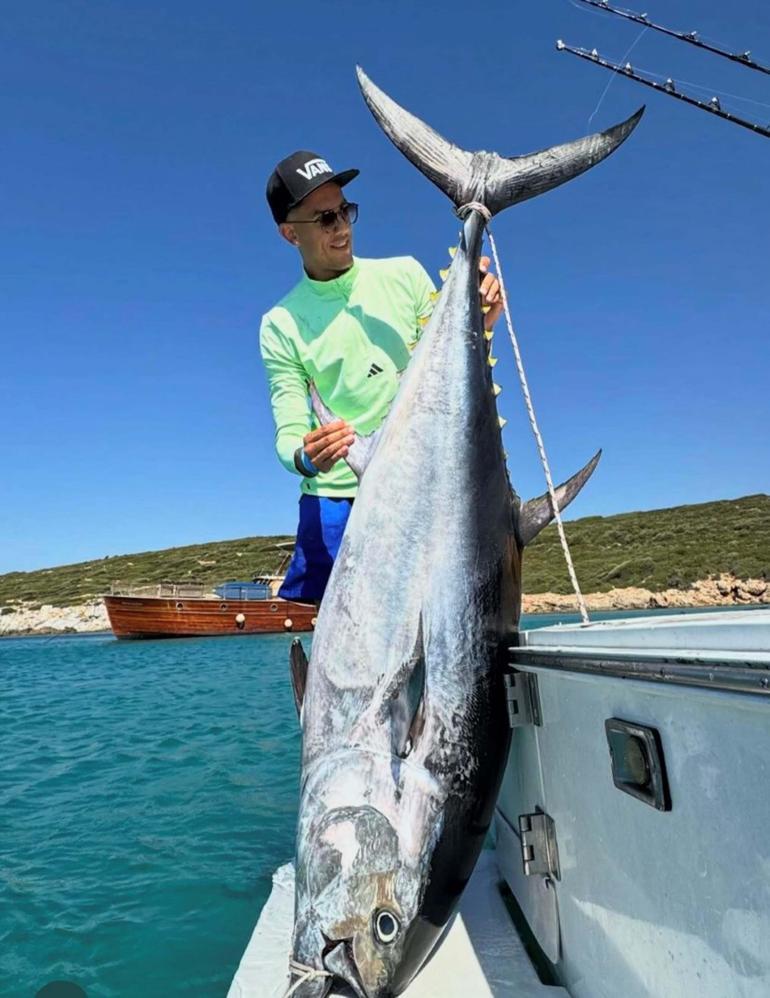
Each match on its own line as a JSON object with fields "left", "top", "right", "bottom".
{"left": 315, "top": 444, "right": 351, "bottom": 472}
{"left": 304, "top": 421, "right": 353, "bottom": 448}
{"left": 480, "top": 273, "right": 498, "bottom": 298}
{"left": 478, "top": 258, "right": 502, "bottom": 306}
{"left": 304, "top": 431, "right": 348, "bottom": 456}
{"left": 314, "top": 434, "right": 355, "bottom": 466}
{"left": 479, "top": 277, "right": 502, "bottom": 307}
{"left": 484, "top": 301, "right": 504, "bottom": 331}
{"left": 305, "top": 437, "right": 355, "bottom": 467}
{"left": 304, "top": 419, "right": 348, "bottom": 443}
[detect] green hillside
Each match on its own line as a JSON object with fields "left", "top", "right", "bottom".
{"left": 1, "top": 495, "right": 767, "bottom": 609}
{"left": 523, "top": 493, "right": 769, "bottom": 594}
{"left": 0, "top": 536, "right": 295, "bottom": 609}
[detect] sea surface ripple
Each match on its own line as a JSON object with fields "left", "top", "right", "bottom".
{"left": 1, "top": 632, "right": 300, "bottom": 997}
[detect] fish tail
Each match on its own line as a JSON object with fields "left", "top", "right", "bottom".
{"left": 356, "top": 67, "right": 643, "bottom": 218}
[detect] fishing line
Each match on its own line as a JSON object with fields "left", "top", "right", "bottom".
{"left": 459, "top": 203, "right": 591, "bottom": 623}
{"left": 567, "top": 0, "right": 649, "bottom": 126}
{"left": 589, "top": 57, "right": 770, "bottom": 118}
{"left": 587, "top": 25, "right": 649, "bottom": 126}
{"left": 635, "top": 69, "right": 770, "bottom": 111}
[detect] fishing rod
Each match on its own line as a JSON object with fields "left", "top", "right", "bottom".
{"left": 556, "top": 41, "right": 770, "bottom": 139}
{"left": 573, "top": 0, "right": 770, "bottom": 76}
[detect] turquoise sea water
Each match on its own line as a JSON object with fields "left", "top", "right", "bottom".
{"left": 0, "top": 607, "right": 753, "bottom": 996}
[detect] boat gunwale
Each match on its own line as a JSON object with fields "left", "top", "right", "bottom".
{"left": 509, "top": 647, "right": 770, "bottom": 697}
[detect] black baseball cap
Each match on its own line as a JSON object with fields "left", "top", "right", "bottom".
{"left": 266, "top": 150, "right": 359, "bottom": 224}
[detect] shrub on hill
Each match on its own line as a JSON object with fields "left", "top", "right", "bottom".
{"left": 522, "top": 494, "right": 768, "bottom": 594}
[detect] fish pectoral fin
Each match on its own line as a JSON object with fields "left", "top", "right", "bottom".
{"left": 346, "top": 426, "right": 384, "bottom": 480}
{"left": 309, "top": 380, "right": 382, "bottom": 480}
{"left": 378, "top": 620, "right": 427, "bottom": 759}
{"left": 402, "top": 681, "right": 427, "bottom": 759}
{"left": 290, "top": 638, "right": 309, "bottom": 718}
{"left": 392, "top": 654, "right": 426, "bottom": 760}
{"left": 517, "top": 450, "right": 602, "bottom": 548}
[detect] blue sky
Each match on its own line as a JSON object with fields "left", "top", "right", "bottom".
{"left": 2, "top": 0, "right": 768, "bottom": 574}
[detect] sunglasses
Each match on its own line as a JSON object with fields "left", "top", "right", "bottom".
{"left": 291, "top": 202, "right": 359, "bottom": 231}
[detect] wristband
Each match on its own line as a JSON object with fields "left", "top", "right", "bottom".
{"left": 302, "top": 449, "right": 319, "bottom": 475}
{"left": 294, "top": 447, "right": 319, "bottom": 478}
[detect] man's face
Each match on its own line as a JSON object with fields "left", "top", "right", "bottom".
{"left": 280, "top": 182, "right": 354, "bottom": 280}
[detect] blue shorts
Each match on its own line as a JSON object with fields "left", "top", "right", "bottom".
{"left": 278, "top": 495, "right": 354, "bottom": 602}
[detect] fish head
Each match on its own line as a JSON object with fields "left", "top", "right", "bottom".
{"left": 293, "top": 804, "right": 424, "bottom": 997}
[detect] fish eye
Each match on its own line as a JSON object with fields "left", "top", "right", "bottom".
{"left": 373, "top": 908, "right": 400, "bottom": 944}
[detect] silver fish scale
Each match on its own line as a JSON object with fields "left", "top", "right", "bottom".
{"left": 302, "top": 215, "right": 511, "bottom": 771}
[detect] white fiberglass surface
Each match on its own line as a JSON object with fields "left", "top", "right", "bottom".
{"left": 523, "top": 607, "right": 770, "bottom": 660}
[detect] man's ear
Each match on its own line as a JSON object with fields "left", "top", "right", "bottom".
{"left": 279, "top": 222, "right": 299, "bottom": 247}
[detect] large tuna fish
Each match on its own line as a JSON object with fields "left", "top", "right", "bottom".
{"left": 286, "top": 68, "right": 642, "bottom": 998}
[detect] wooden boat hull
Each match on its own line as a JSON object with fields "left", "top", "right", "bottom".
{"left": 103, "top": 594, "right": 316, "bottom": 639}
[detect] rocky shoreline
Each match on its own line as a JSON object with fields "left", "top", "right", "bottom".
{"left": 0, "top": 574, "right": 767, "bottom": 637}
{"left": 0, "top": 601, "right": 110, "bottom": 637}
{"left": 522, "top": 573, "right": 769, "bottom": 614}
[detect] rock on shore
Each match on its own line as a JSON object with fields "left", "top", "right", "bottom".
{"left": 0, "top": 601, "right": 109, "bottom": 637}
{"left": 0, "top": 574, "right": 767, "bottom": 637}
{"left": 522, "top": 573, "right": 769, "bottom": 614}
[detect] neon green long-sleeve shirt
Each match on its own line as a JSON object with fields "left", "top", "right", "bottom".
{"left": 259, "top": 256, "right": 436, "bottom": 497}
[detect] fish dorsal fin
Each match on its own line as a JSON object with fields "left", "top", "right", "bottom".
{"left": 377, "top": 618, "right": 426, "bottom": 759}
{"left": 309, "top": 381, "right": 383, "bottom": 480}
{"left": 289, "top": 638, "right": 309, "bottom": 719}
{"left": 517, "top": 450, "right": 602, "bottom": 548}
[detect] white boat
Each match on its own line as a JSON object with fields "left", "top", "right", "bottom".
{"left": 231, "top": 607, "right": 770, "bottom": 997}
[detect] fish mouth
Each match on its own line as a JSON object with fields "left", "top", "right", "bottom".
{"left": 323, "top": 940, "right": 369, "bottom": 997}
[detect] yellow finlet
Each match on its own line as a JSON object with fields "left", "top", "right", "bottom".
{"left": 492, "top": 382, "right": 502, "bottom": 397}
{"left": 484, "top": 329, "right": 494, "bottom": 341}
{"left": 448, "top": 246, "right": 457, "bottom": 258}
{"left": 498, "top": 416, "right": 507, "bottom": 428}
{"left": 429, "top": 290, "right": 440, "bottom": 303}
{"left": 481, "top": 305, "right": 491, "bottom": 315}
{"left": 488, "top": 355, "right": 498, "bottom": 368}
{"left": 418, "top": 315, "right": 430, "bottom": 327}
{"left": 438, "top": 268, "right": 450, "bottom": 282}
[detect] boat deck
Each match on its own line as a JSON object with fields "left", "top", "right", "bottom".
{"left": 228, "top": 851, "right": 563, "bottom": 997}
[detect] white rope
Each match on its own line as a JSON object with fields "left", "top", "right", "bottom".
{"left": 456, "top": 202, "right": 590, "bottom": 624}
{"left": 457, "top": 201, "right": 491, "bottom": 222}
{"left": 284, "top": 959, "right": 332, "bottom": 997}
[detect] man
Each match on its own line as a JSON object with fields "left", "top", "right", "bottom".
{"left": 260, "top": 150, "right": 502, "bottom": 602}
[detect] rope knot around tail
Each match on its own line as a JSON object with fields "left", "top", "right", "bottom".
{"left": 456, "top": 201, "right": 492, "bottom": 223}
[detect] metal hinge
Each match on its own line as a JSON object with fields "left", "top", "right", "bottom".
{"left": 504, "top": 670, "right": 542, "bottom": 727}
{"left": 519, "top": 810, "right": 560, "bottom": 880}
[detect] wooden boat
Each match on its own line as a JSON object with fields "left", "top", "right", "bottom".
{"left": 103, "top": 576, "right": 316, "bottom": 640}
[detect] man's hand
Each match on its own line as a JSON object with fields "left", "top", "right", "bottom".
{"left": 479, "top": 256, "right": 503, "bottom": 331}
{"left": 303, "top": 420, "right": 355, "bottom": 473}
